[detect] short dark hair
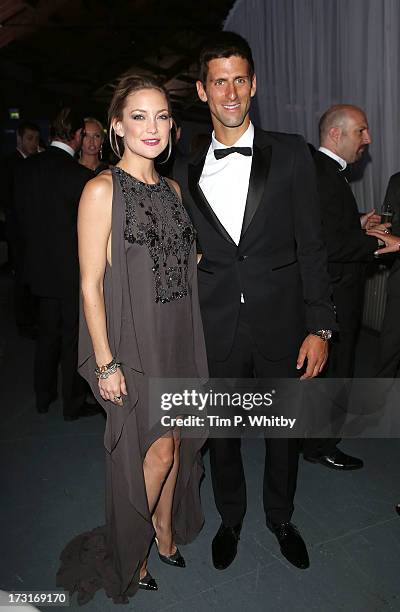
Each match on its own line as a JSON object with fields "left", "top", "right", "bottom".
{"left": 198, "top": 31, "right": 255, "bottom": 84}
{"left": 17, "top": 121, "right": 40, "bottom": 138}
{"left": 52, "top": 107, "right": 85, "bottom": 141}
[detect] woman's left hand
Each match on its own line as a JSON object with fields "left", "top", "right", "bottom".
{"left": 367, "top": 229, "right": 400, "bottom": 255}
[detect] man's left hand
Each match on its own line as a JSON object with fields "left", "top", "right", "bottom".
{"left": 296, "top": 334, "right": 328, "bottom": 380}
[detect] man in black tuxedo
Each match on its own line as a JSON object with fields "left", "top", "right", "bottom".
{"left": 375, "top": 173, "right": 400, "bottom": 376}
{"left": 1, "top": 121, "right": 40, "bottom": 335}
{"left": 303, "top": 105, "right": 383, "bottom": 468}
{"left": 2, "top": 122, "right": 40, "bottom": 245}
{"left": 175, "top": 32, "right": 336, "bottom": 571}
{"left": 15, "top": 108, "right": 97, "bottom": 420}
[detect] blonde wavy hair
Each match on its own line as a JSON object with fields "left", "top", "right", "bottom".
{"left": 108, "top": 73, "right": 171, "bottom": 159}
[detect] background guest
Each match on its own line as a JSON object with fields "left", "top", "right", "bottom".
{"left": 1, "top": 120, "right": 40, "bottom": 337}
{"left": 78, "top": 117, "right": 108, "bottom": 175}
{"left": 303, "top": 104, "right": 388, "bottom": 470}
{"left": 14, "top": 108, "right": 100, "bottom": 420}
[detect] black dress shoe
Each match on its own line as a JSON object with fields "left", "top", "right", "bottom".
{"left": 212, "top": 522, "right": 241, "bottom": 570}
{"left": 155, "top": 537, "right": 185, "bottom": 567}
{"left": 304, "top": 448, "right": 363, "bottom": 470}
{"left": 64, "top": 413, "right": 79, "bottom": 422}
{"left": 266, "top": 520, "right": 309, "bottom": 569}
{"left": 138, "top": 571, "right": 158, "bottom": 591}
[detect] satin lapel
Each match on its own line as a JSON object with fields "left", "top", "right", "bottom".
{"left": 240, "top": 143, "right": 272, "bottom": 239}
{"left": 188, "top": 157, "right": 236, "bottom": 245}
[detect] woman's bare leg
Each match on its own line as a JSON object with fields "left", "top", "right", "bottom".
{"left": 152, "top": 432, "right": 180, "bottom": 556}
{"left": 140, "top": 435, "right": 174, "bottom": 578}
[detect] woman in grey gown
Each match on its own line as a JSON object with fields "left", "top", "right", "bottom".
{"left": 57, "top": 74, "right": 208, "bottom": 604}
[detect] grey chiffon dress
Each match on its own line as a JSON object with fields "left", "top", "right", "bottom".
{"left": 56, "top": 167, "right": 208, "bottom": 604}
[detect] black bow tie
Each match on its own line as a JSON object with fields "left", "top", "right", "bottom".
{"left": 214, "top": 146, "right": 252, "bottom": 160}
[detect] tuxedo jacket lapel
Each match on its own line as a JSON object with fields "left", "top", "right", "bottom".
{"left": 188, "top": 151, "right": 236, "bottom": 246}
{"left": 188, "top": 129, "right": 272, "bottom": 245}
{"left": 240, "top": 142, "right": 271, "bottom": 238}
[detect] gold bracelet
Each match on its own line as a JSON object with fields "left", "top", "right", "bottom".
{"left": 95, "top": 357, "right": 121, "bottom": 379}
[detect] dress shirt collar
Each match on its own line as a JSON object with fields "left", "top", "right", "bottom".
{"left": 50, "top": 140, "right": 75, "bottom": 157}
{"left": 318, "top": 146, "right": 347, "bottom": 171}
{"left": 16, "top": 148, "right": 27, "bottom": 159}
{"left": 212, "top": 122, "right": 254, "bottom": 152}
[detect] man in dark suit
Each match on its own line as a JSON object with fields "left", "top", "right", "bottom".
{"left": 15, "top": 108, "right": 98, "bottom": 420}
{"left": 175, "top": 32, "right": 337, "bottom": 571}
{"left": 1, "top": 121, "right": 40, "bottom": 335}
{"left": 303, "top": 105, "right": 384, "bottom": 468}
{"left": 375, "top": 173, "right": 400, "bottom": 376}
{"left": 2, "top": 122, "right": 40, "bottom": 253}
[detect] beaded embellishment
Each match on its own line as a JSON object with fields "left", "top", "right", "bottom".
{"left": 115, "top": 167, "right": 194, "bottom": 304}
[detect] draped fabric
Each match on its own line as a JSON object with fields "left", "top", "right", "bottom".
{"left": 57, "top": 169, "right": 208, "bottom": 603}
{"left": 224, "top": 0, "right": 400, "bottom": 211}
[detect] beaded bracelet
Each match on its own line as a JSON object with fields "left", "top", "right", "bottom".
{"left": 95, "top": 357, "right": 121, "bottom": 379}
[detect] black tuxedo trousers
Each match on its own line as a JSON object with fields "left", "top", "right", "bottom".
{"left": 208, "top": 305, "right": 300, "bottom": 526}
{"left": 35, "top": 293, "right": 86, "bottom": 416}
{"left": 376, "top": 262, "right": 400, "bottom": 377}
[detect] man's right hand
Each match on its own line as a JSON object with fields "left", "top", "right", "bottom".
{"left": 296, "top": 334, "right": 328, "bottom": 380}
{"left": 360, "top": 209, "right": 382, "bottom": 230}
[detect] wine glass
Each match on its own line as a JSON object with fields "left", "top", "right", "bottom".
{"left": 381, "top": 202, "right": 393, "bottom": 232}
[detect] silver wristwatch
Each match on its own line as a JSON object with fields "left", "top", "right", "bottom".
{"left": 312, "top": 329, "right": 332, "bottom": 341}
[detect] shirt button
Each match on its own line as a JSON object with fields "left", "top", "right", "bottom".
{"left": 238, "top": 255, "right": 247, "bottom": 261}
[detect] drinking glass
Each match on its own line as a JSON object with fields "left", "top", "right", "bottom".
{"left": 381, "top": 202, "right": 393, "bottom": 231}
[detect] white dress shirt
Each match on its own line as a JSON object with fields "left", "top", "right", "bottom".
{"left": 318, "top": 146, "right": 347, "bottom": 171}
{"left": 200, "top": 122, "right": 254, "bottom": 245}
{"left": 50, "top": 140, "right": 75, "bottom": 157}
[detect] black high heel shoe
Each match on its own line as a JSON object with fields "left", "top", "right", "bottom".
{"left": 138, "top": 571, "right": 158, "bottom": 591}
{"left": 155, "top": 537, "right": 186, "bottom": 567}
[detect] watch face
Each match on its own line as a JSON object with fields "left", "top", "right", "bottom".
{"left": 314, "top": 330, "right": 332, "bottom": 340}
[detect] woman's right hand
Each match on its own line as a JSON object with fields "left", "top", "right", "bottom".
{"left": 98, "top": 368, "right": 128, "bottom": 405}
{"left": 367, "top": 229, "right": 400, "bottom": 255}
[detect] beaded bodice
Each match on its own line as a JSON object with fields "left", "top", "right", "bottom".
{"left": 115, "top": 167, "right": 195, "bottom": 304}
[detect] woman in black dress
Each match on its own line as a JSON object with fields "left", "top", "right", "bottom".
{"left": 79, "top": 117, "right": 108, "bottom": 175}
{"left": 57, "top": 74, "right": 208, "bottom": 604}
